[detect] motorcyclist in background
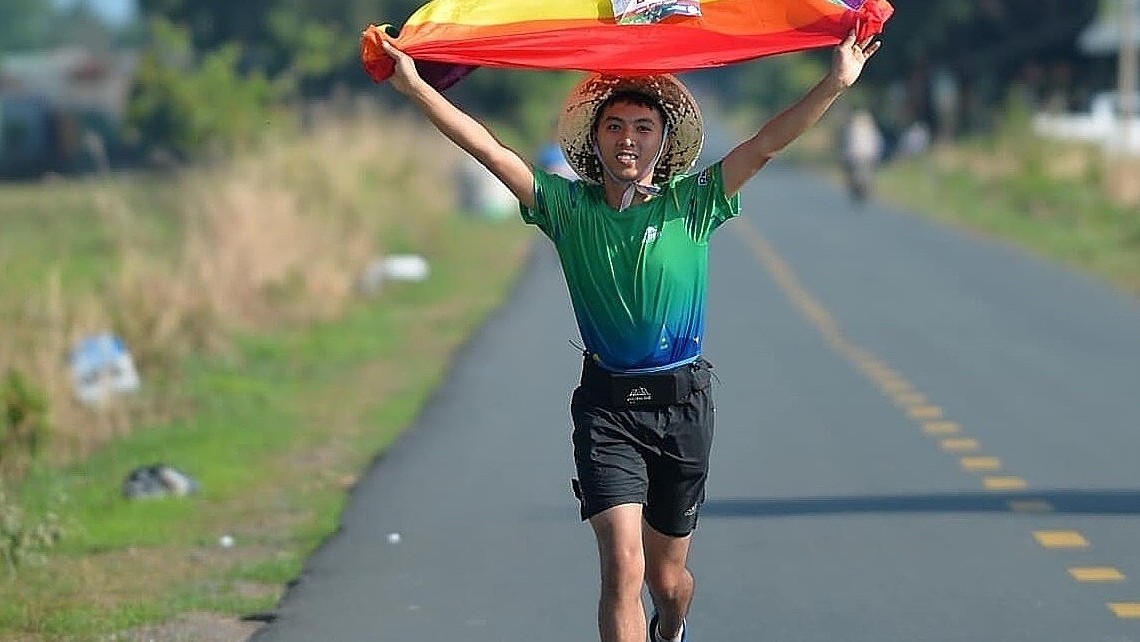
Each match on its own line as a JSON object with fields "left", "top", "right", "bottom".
{"left": 840, "top": 107, "right": 884, "bottom": 205}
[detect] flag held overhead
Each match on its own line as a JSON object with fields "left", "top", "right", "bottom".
{"left": 361, "top": 0, "right": 893, "bottom": 89}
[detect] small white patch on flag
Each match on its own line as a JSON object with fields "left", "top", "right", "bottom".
{"left": 612, "top": 0, "right": 701, "bottom": 25}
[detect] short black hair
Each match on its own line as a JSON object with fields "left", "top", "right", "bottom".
{"left": 591, "top": 90, "right": 668, "bottom": 134}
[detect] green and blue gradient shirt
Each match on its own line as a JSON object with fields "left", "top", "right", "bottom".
{"left": 521, "top": 162, "right": 740, "bottom": 372}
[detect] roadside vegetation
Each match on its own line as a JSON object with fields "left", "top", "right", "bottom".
{"left": 0, "top": 107, "right": 532, "bottom": 640}
{"left": 873, "top": 106, "right": 1140, "bottom": 295}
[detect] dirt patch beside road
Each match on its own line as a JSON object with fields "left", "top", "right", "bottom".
{"left": 112, "top": 612, "right": 262, "bottom": 642}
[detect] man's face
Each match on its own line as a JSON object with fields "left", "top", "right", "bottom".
{"left": 593, "top": 100, "right": 666, "bottom": 184}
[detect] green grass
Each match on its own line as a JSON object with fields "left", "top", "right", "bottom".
{"left": 1, "top": 172, "right": 533, "bottom": 640}
{"left": 0, "top": 185, "right": 112, "bottom": 310}
{"left": 0, "top": 179, "right": 183, "bottom": 307}
{"left": 875, "top": 144, "right": 1140, "bottom": 294}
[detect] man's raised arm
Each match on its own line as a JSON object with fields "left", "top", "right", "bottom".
{"left": 382, "top": 41, "right": 536, "bottom": 209}
{"left": 721, "top": 28, "right": 881, "bottom": 198}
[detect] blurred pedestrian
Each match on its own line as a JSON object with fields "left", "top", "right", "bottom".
{"left": 897, "top": 120, "right": 931, "bottom": 157}
{"left": 840, "top": 107, "right": 884, "bottom": 204}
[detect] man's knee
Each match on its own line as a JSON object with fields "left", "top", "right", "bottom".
{"left": 599, "top": 544, "right": 645, "bottom": 594}
{"left": 590, "top": 503, "right": 648, "bottom": 599}
{"left": 645, "top": 563, "right": 690, "bottom": 601}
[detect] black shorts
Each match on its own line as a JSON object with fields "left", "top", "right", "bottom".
{"left": 570, "top": 359, "right": 715, "bottom": 537}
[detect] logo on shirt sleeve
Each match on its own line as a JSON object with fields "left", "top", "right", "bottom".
{"left": 697, "top": 169, "right": 710, "bottom": 186}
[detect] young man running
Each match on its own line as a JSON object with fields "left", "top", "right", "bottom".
{"left": 380, "top": 28, "right": 879, "bottom": 642}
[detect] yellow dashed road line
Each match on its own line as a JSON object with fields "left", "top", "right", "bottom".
{"left": 1070, "top": 567, "right": 1125, "bottom": 582}
{"left": 1034, "top": 531, "right": 1090, "bottom": 549}
{"left": 960, "top": 456, "right": 1003, "bottom": 472}
{"left": 893, "top": 392, "right": 928, "bottom": 406}
{"left": 733, "top": 219, "right": 1134, "bottom": 623}
{"left": 879, "top": 379, "right": 912, "bottom": 394}
{"left": 1109, "top": 603, "right": 1140, "bottom": 618}
{"left": 983, "top": 476, "right": 1028, "bottom": 490}
{"left": 939, "top": 438, "right": 980, "bottom": 452}
{"left": 923, "top": 421, "right": 960, "bottom": 435}
{"left": 907, "top": 405, "right": 944, "bottom": 421}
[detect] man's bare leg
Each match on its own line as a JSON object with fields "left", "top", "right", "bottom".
{"left": 589, "top": 503, "right": 648, "bottom": 642}
{"left": 643, "top": 524, "right": 694, "bottom": 641}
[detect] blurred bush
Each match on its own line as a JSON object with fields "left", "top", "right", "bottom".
{"left": 126, "top": 18, "right": 279, "bottom": 161}
{"left": 0, "top": 369, "right": 49, "bottom": 483}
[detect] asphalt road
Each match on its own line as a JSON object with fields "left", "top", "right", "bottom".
{"left": 250, "top": 163, "right": 1140, "bottom": 642}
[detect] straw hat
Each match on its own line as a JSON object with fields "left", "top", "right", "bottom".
{"left": 557, "top": 73, "right": 704, "bottom": 185}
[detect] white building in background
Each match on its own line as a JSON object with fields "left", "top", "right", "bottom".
{"left": 0, "top": 47, "right": 139, "bottom": 125}
{"left": 1032, "top": 91, "right": 1140, "bottom": 153}
{"left": 1078, "top": 0, "right": 1140, "bottom": 56}
{"left": 0, "top": 47, "right": 138, "bottom": 176}
{"left": 1037, "top": 0, "right": 1140, "bottom": 154}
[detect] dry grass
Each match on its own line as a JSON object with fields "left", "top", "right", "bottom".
{"left": 0, "top": 105, "right": 465, "bottom": 476}
{"left": 1, "top": 202, "right": 533, "bottom": 642}
{"left": 1105, "top": 157, "right": 1140, "bottom": 206}
{"left": 112, "top": 612, "right": 263, "bottom": 642}
{"left": 932, "top": 142, "right": 1023, "bottom": 179}
{"left": 0, "top": 96, "right": 540, "bottom": 641}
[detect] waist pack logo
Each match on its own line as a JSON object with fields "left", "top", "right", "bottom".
{"left": 625, "top": 386, "right": 654, "bottom": 404}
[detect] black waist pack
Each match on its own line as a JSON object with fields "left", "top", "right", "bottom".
{"left": 581, "top": 358, "right": 713, "bottom": 409}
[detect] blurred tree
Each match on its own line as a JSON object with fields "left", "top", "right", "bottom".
{"left": 52, "top": 2, "right": 120, "bottom": 51}
{"left": 1, "top": 0, "right": 141, "bottom": 52}
{"left": 132, "top": 0, "right": 581, "bottom": 148}
{"left": 137, "top": 0, "right": 276, "bottom": 50}
{"left": 865, "top": 0, "right": 1100, "bottom": 133}
{"left": 444, "top": 67, "right": 580, "bottom": 154}
{"left": 689, "top": 53, "right": 829, "bottom": 124}
{"left": 0, "top": 0, "right": 59, "bottom": 51}
{"left": 266, "top": 8, "right": 346, "bottom": 97}
{"left": 134, "top": 0, "right": 402, "bottom": 95}
{"left": 127, "top": 18, "right": 278, "bottom": 160}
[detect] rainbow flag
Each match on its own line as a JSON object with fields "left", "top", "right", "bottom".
{"left": 362, "top": 0, "right": 893, "bottom": 89}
